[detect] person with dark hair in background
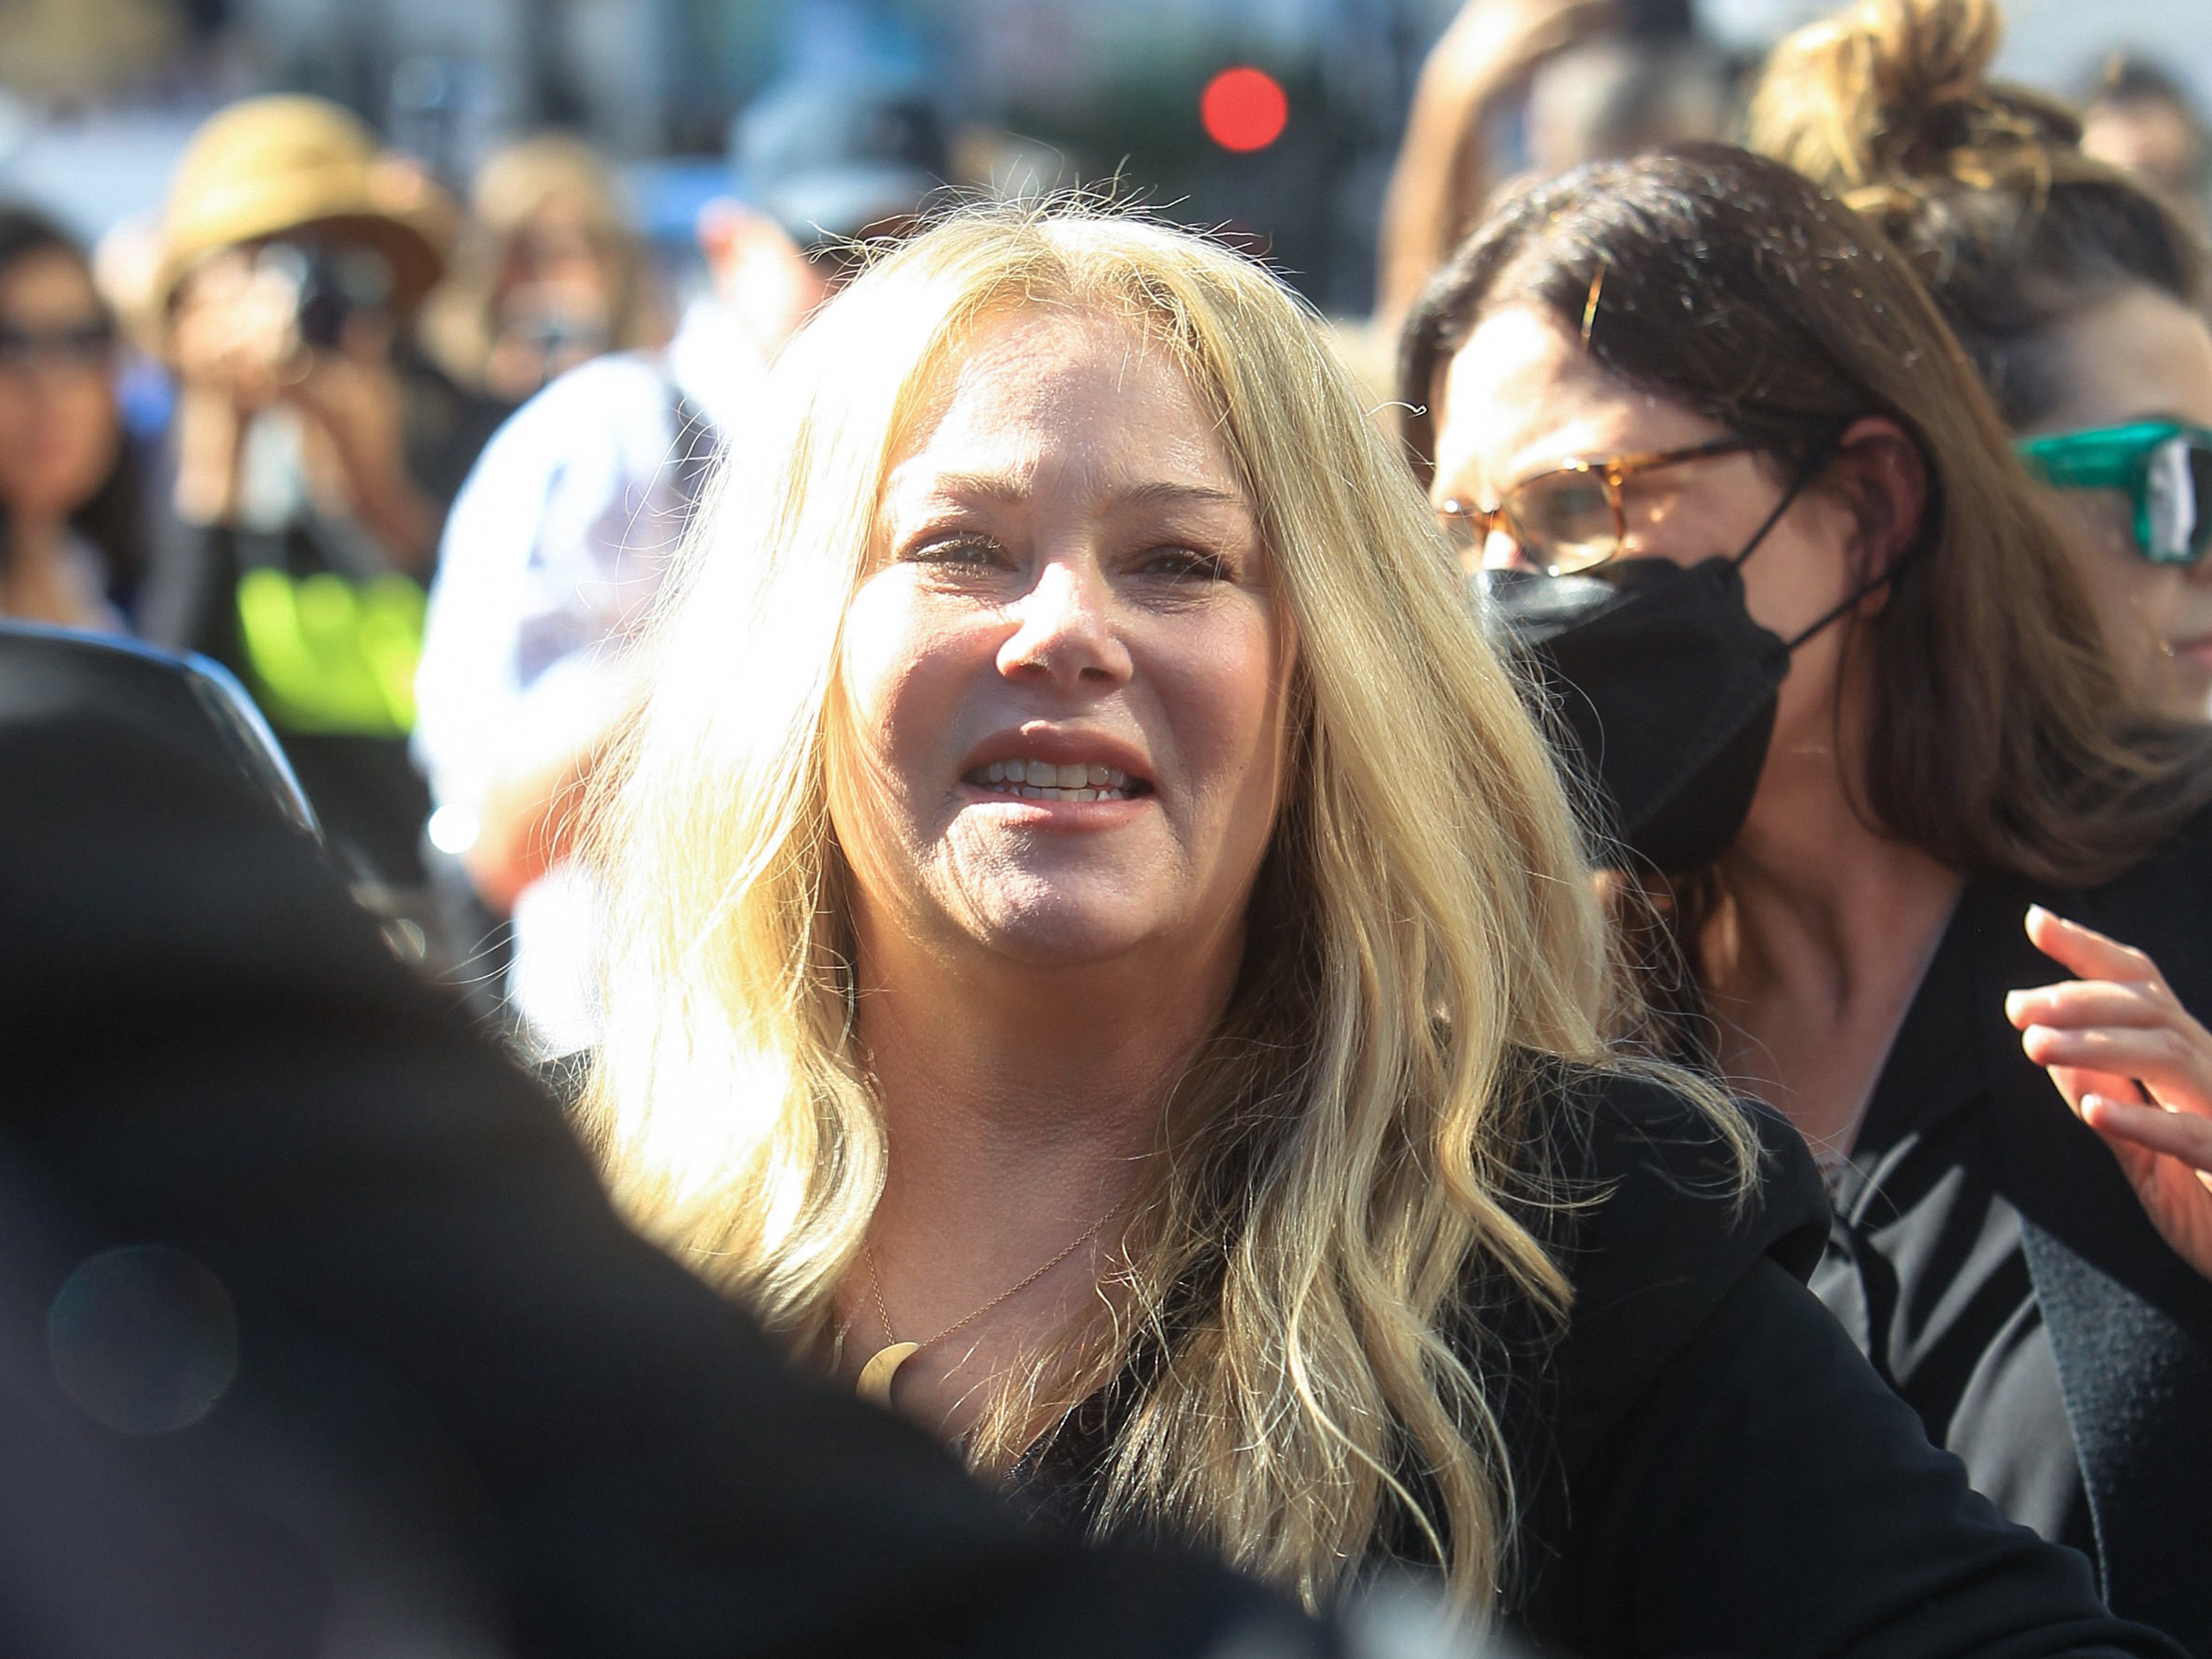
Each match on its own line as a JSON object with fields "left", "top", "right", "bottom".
{"left": 1374, "top": 0, "right": 1730, "bottom": 330}
{"left": 414, "top": 76, "right": 946, "bottom": 1055}
{"left": 0, "top": 207, "right": 145, "bottom": 631}
{"left": 1749, "top": 0, "right": 2212, "bottom": 721}
{"left": 2081, "top": 56, "right": 2212, "bottom": 232}
{"left": 1403, "top": 143, "right": 2212, "bottom": 1648}
{"left": 138, "top": 94, "right": 506, "bottom": 899}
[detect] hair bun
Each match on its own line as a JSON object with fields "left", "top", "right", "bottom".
{"left": 1864, "top": 0, "right": 2001, "bottom": 132}
{"left": 1747, "top": 0, "right": 2071, "bottom": 195}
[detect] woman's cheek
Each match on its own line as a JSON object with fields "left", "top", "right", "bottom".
{"left": 1160, "top": 603, "right": 1284, "bottom": 807}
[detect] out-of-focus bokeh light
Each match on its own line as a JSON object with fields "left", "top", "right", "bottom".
{"left": 48, "top": 1245, "right": 240, "bottom": 1434}
{"left": 426, "top": 802, "right": 480, "bottom": 856}
{"left": 1201, "top": 67, "right": 1289, "bottom": 154}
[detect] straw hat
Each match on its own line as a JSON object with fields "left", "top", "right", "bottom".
{"left": 158, "top": 95, "right": 458, "bottom": 315}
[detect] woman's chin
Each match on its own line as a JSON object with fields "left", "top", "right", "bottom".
{"left": 958, "top": 896, "right": 1178, "bottom": 970}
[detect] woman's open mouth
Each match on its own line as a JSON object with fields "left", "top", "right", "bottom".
{"left": 962, "top": 758, "right": 1150, "bottom": 803}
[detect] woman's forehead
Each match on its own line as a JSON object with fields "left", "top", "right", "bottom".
{"left": 886, "top": 305, "right": 1238, "bottom": 498}
{"left": 0, "top": 247, "right": 96, "bottom": 317}
{"left": 1433, "top": 305, "right": 1724, "bottom": 492}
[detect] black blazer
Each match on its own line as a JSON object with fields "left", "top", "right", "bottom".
{"left": 1011, "top": 1069, "right": 2181, "bottom": 1658}
{"left": 1954, "top": 807, "right": 2212, "bottom": 1648}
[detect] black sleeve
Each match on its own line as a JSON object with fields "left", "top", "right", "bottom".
{"left": 1541, "top": 1255, "right": 2183, "bottom": 1659}
{"left": 0, "top": 713, "right": 1329, "bottom": 1659}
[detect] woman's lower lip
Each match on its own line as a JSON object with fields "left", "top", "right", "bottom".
{"left": 958, "top": 783, "right": 1150, "bottom": 820}
{"left": 2172, "top": 635, "right": 2212, "bottom": 666}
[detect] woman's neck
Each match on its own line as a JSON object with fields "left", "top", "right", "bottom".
{"left": 1700, "top": 721, "right": 1964, "bottom": 1155}
{"left": 839, "top": 917, "right": 1241, "bottom": 1436}
{"left": 2, "top": 513, "right": 81, "bottom": 625}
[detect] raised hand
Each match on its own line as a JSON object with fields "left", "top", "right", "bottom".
{"left": 2006, "top": 905, "right": 2212, "bottom": 1277}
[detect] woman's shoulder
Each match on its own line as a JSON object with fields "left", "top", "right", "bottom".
{"left": 1535, "top": 1063, "right": 1828, "bottom": 1277}
{"left": 1489, "top": 1063, "right": 1831, "bottom": 1481}
{"left": 2099, "top": 793, "right": 2212, "bottom": 897}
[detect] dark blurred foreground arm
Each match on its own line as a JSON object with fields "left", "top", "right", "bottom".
{"left": 0, "top": 708, "right": 1332, "bottom": 1659}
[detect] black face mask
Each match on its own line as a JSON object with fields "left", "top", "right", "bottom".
{"left": 1479, "top": 451, "right": 1887, "bottom": 871}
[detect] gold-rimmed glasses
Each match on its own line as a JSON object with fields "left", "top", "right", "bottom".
{"left": 1437, "top": 435, "right": 1756, "bottom": 575}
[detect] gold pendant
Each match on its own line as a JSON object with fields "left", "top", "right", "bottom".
{"left": 856, "top": 1340, "right": 920, "bottom": 1407}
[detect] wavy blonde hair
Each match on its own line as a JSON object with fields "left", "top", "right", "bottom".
{"left": 581, "top": 201, "right": 1731, "bottom": 1617}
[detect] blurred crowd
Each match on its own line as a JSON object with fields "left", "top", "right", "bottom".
{"left": 7, "top": 0, "right": 2203, "bottom": 1053}
{"left": 1, "top": 69, "right": 954, "bottom": 1019}
{"left": 6, "top": 0, "right": 2212, "bottom": 1649}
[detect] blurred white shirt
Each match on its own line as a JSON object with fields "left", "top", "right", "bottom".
{"left": 414, "top": 298, "right": 763, "bottom": 1055}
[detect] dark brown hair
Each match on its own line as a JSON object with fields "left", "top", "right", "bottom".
{"left": 1399, "top": 143, "right": 2212, "bottom": 893}
{"left": 1746, "top": 0, "right": 2207, "bottom": 428}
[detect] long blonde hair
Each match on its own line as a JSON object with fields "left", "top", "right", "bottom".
{"left": 582, "top": 201, "right": 1732, "bottom": 1616}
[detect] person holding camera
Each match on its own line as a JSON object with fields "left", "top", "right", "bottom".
{"left": 139, "top": 95, "right": 503, "bottom": 893}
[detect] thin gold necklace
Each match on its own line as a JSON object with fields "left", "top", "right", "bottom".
{"left": 854, "top": 1193, "right": 1133, "bottom": 1407}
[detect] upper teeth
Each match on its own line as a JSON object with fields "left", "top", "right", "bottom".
{"left": 970, "top": 759, "right": 1135, "bottom": 801}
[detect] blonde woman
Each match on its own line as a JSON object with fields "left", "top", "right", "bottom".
{"left": 420, "top": 132, "right": 666, "bottom": 405}
{"left": 579, "top": 205, "right": 2168, "bottom": 1655}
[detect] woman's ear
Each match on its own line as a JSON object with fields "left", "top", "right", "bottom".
{"left": 1832, "top": 415, "right": 1929, "bottom": 607}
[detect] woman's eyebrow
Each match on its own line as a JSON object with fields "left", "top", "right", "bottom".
{"left": 1111, "top": 480, "right": 1246, "bottom": 512}
{"left": 893, "top": 474, "right": 1247, "bottom": 513}
{"left": 905, "top": 470, "right": 1028, "bottom": 507}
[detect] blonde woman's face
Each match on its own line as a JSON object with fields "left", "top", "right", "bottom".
{"left": 831, "top": 307, "right": 1293, "bottom": 973}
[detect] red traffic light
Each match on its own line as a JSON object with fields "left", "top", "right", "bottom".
{"left": 1201, "top": 66, "right": 1289, "bottom": 153}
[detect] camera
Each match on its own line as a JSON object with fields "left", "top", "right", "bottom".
{"left": 254, "top": 240, "right": 395, "bottom": 350}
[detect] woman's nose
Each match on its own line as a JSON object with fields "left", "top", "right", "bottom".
{"left": 1482, "top": 528, "right": 1533, "bottom": 572}
{"left": 999, "top": 557, "right": 1132, "bottom": 688}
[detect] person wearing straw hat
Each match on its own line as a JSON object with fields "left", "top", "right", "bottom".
{"left": 138, "top": 94, "right": 504, "bottom": 903}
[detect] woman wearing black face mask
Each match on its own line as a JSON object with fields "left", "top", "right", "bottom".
{"left": 1404, "top": 145, "right": 2212, "bottom": 1648}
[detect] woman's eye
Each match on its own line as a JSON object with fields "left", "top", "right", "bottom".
{"left": 1141, "top": 545, "right": 1229, "bottom": 579}
{"left": 905, "top": 534, "right": 1005, "bottom": 567}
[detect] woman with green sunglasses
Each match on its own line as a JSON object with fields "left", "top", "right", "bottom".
{"left": 1751, "top": 0, "right": 2212, "bottom": 720}
{"left": 2018, "top": 420, "right": 2212, "bottom": 572}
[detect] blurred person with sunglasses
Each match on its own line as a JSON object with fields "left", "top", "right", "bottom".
{"left": 0, "top": 208, "right": 146, "bottom": 631}
{"left": 2017, "top": 420, "right": 2212, "bottom": 713}
{"left": 1404, "top": 144, "right": 2212, "bottom": 1648}
{"left": 1751, "top": 0, "right": 2212, "bottom": 720}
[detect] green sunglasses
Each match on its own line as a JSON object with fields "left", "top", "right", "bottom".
{"left": 2016, "top": 419, "right": 2212, "bottom": 566}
